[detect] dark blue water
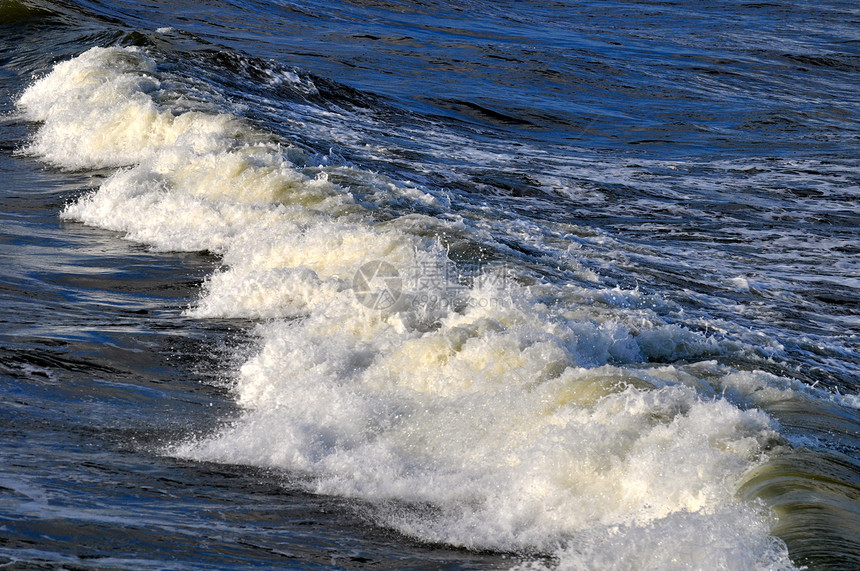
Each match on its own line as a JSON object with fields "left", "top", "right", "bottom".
{"left": 1, "top": 1, "right": 859, "bottom": 569}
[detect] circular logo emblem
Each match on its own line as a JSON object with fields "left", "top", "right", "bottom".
{"left": 352, "top": 260, "right": 402, "bottom": 310}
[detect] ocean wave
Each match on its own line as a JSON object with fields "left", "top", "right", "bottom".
{"left": 16, "top": 45, "right": 803, "bottom": 569}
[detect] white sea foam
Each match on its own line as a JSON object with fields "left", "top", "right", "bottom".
{"left": 17, "top": 46, "right": 800, "bottom": 569}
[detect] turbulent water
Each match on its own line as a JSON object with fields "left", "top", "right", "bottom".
{"left": 1, "top": 0, "right": 859, "bottom": 569}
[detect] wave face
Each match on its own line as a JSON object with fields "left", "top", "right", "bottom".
{"left": 15, "top": 44, "right": 805, "bottom": 570}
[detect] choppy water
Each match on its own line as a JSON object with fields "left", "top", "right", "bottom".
{"left": 1, "top": 1, "right": 859, "bottom": 569}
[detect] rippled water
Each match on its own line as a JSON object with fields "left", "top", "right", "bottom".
{"left": 1, "top": 0, "right": 859, "bottom": 569}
